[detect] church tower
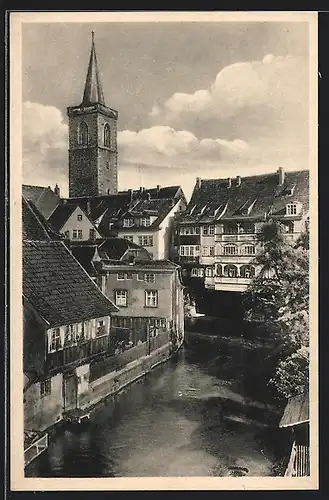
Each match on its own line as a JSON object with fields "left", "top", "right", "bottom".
{"left": 67, "top": 32, "right": 118, "bottom": 197}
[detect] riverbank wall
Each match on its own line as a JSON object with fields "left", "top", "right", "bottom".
{"left": 24, "top": 334, "right": 176, "bottom": 445}
{"left": 79, "top": 341, "right": 172, "bottom": 411}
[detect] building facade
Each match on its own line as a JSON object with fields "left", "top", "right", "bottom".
{"left": 56, "top": 186, "right": 187, "bottom": 259}
{"left": 22, "top": 198, "right": 119, "bottom": 432}
{"left": 173, "top": 168, "right": 309, "bottom": 293}
{"left": 48, "top": 203, "right": 102, "bottom": 241}
{"left": 67, "top": 33, "right": 118, "bottom": 197}
{"left": 100, "top": 260, "right": 185, "bottom": 347}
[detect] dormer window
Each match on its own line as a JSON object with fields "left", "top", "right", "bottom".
{"left": 286, "top": 203, "right": 298, "bottom": 216}
{"left": 77, "top": 121, "right": 89, "bottom": 146}
{"left": 140, "top": 217, "right": 151, "bottom": 227}
{"left": 123, "top": 218, "right": 134, "bottom": 227}
{"left": 104, "top": 124, "right": 111, "bottom": 148}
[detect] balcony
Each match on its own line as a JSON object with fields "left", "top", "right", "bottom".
{"left": 214, "top": 276, "right": 251, "bottom": 292}
{"left": 46, "top": 335, "right": 111, "bottom": 371}
{"left": 215, "top": 233, "right": 258, "bottom": 243}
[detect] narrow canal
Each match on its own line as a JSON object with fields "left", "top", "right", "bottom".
{"left": 26, "top": 332, "right": 285, "bottom": 478}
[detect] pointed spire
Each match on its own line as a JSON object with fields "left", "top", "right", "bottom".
{"left": 81, "top": 32, "right": 105, "bottom": 106}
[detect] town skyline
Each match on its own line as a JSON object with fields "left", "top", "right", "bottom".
{"left": 23, "top": 19, "right": 311, "bottom": 200}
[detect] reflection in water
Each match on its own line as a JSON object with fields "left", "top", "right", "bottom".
{"left": 26, "top": 345, "right": 281, "bottom": 477}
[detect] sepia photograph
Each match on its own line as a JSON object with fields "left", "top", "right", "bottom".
{"left": 9, "top": 11, "right": 318, "bottom": 490}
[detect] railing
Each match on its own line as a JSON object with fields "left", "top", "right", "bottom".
{"left": 89, "top": 330, "right": 170, "bottom": 381}
{"left": 215, "top": 276, "right": 251, "bottom": 285}
{"left": 24, "top": 433, "right": 48, "bottom": 467}
{"left": 46, "top": 335, "right": 111, "bottom": 371}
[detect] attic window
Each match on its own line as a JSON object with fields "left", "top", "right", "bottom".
{"left": 286, "top": 203, "right": 298, "bottom": 216}
{"left": 286, "top": 186, "right": 296, "bottom": 196}
{"left": 123, "top": 218, "right": 133, "bottom": 227}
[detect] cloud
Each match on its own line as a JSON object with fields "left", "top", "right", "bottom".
{"left": 117, "top": 126, "right": 253, "bottom": 168}
{"left": 23, "top": 101, "right": 69, "bottom": 192}
{"left": 150, "top": 54, "right": 309, "bottom": 148}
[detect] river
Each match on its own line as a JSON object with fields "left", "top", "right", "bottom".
{"left": 26, "top": 339, "right": 284, "bottom": 477}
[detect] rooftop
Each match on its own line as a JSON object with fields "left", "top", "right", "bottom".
{"left": 177, "top": 169, "right": 309, "bottom": 224}
{"left": 23, "top": 240, "right": 118, "bottom": 327}
{"left": 279, "top": 391, "right": 310, "bottom": 428}
{"left": 22, "top": 197, "right": 62, "bottom": 241}
{"left": 22, "top": 184, "right": 60, "bottom": 219}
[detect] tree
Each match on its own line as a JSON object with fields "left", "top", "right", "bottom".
{"left": 243, "top": 220, "right": 309, "bottom": 398}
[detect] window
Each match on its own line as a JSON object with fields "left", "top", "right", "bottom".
{"left": 287, "top": 203, "right": 298, "bottom": 216}
{"left": 240, "top": 265, "right": 255, "bottom": 279}
{"left": 138, "top": 235, "right": 153, "bottom": 247}
{"left": 96, "top": 319, "right": 106, "bottom": 336}
{"left": 205, "top": 267, "right": 214, "bottom": 277}
{"left": 123, "top": 218, "right": 133, "bottom": 227}
{"left": 209, "top": 225, "right": 215, "bottom": 235}
{"left": 40, "top": 379, "right": 51, "bottom": 397}
{"left": 215, "top": 264, "right": 222, "bottom": 276}
{"left": 140, "top": 217, "right": 151, "bottom": 227}
{"left": 240, "top": 222, "right": 255, "bottom": 234}
{"left": 77, "top": 230, "right": 83, "bottom": 239}
{"left": 145, "top": 290, "right": 158, "bottom": 308}
{"left": 126, "top": 272, "right": 133, "bottom": 280}
{"left": 115, "top": 290, "right": 127, "bottom": 307}
{"left": 48, "top": 328, "right": 62, "bottom": 353}
{"left": 241, "top": 245, "right": 255, "bottom": 255}
{"left": 89, "top": 228, "right": 96, "bottom": 240}
{"left": 179, "top": 226, "right": 200, "bottom": 235}
{"left": 124, "top": 236, "right": 134, "bottom": 242}
{"left": 179, "top": 245, "right": 200, "bottom": 257}
{"left": 117, "top": 272, "right": 125, "bottom": 280}
{"left": 77, "top": 121, "right": 89, "bottom": 145}
{"left": 72, "top": 230, "right": 77, "bottom": 239}
{"left": 223, "top": 223, "right": 238, "bottom": 234}
{"left": 144, "top": 273, "right": 155, "bottom": 283}
{"left": 148, "top": 253, "right": 154, "bottom": 260}
{"left": 64, "top": 230, "right": 69, "bottom": 238}
{"left": 202, "top": 246, "right": 215, "bottom": 257}
{"left": 224, "top": 265, "right": 238, "bottom": 278}
{"left": 64, "top": 324, "right": 75, "bottom": 345}
{"left": 223, "top": 244, "right": 237, "bottom": 255}
{"left": 104, "top": 124, "right": 111, "bottom": 148}
{"left": 137, "top": 273, "right": 144, "bottom": 281}
{"left": 191, "top": 268, "right": 198, "bottom": 277}
{"left": 202, "top": 226, "right": 209, "bottom": 236}
{"left": 77, "top": 214, "right": 82, "bottom": 221}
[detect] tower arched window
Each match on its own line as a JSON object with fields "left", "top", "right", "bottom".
{"left": 104, "top": 124, "right": 111, "bottom": 148}
{"left": 78, "top": 121, "right": 89, "bottom": 146}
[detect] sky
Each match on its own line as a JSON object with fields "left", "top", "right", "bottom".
{"left": 22, "top": 20, "right": 311, "bottom": 200}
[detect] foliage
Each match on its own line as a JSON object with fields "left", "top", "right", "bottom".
{"left": 243, "top": 221, "right": 309, "bottom": 398}
{"left": 270, "top": 347, "right": 309, "bottom": 399}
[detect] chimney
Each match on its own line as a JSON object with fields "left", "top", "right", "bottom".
{"left": 277, "top": 167, "right": 285, "bottom": 185}
{"left": 196, "top": 177, "right": 201, "bottom": 189}
{"left": 128, "top": 189, "right": 133, "bottom": 203}
{"left": 86, "top": 200, "right": 91, "bottom": 215}
{"left": 140, "top": 186, "right": 145, "bottom": 193}
{"left": 146, "top": 192, "right": 151, "bottom": 201}
{"left": 227, "top": 178, "right": 232, "bottom": 188}
{"left": 54, "top": 183, "right": 60, "bottom": 197}
{"left": 156, "top": 185, "right": 161, "bottom": 197}
{"left": 236, "top": 176, "right": 241, "bottom": 187}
